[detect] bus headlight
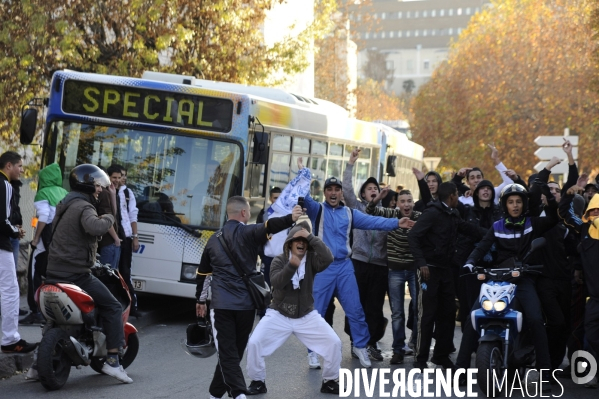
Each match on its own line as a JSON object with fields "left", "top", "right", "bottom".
{"left": 181, "top": 264, "right": 199, "bottom": 283}
{"left": 482, "top": 300, "right": 493, "bottom": 311}
{"left": 493, "top": 301, "right": 507, "bottom": 312}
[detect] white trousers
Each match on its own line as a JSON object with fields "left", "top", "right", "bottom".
{"left": 0, "top": 249, "right": 21, "bottom": 346}
{"left": 246, "top": 309, "right": 342, "bottom": 382}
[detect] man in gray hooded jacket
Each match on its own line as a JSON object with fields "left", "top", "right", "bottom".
{"left": 342, "top": 148, "right": 389, "bottom": 360}
{"left": 245, "top": 222, "right": 340, "bottom": 395}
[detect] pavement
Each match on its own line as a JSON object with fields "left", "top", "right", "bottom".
{"left": 0, "top": 292, "right": 193, "bottom": 380}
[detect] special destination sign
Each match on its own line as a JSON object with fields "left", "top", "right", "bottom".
{"left": 62, "top": 80, "right": 234, "bottom": 133}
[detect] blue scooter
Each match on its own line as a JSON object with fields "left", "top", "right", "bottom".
{"left": 470, "top": 237, "right": 545, "bottom": 397}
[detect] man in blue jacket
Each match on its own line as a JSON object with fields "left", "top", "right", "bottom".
{"left": 304, "top": 177, "right": 411, "bottom": 368}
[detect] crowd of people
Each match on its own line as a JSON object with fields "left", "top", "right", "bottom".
{"left": 2, "top": 136, "right": 599, "bottom": 397}
{"left": 196, "top": 141, "right": 599, "bottom": 399}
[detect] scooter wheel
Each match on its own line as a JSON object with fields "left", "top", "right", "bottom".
{"left": 90, "top": 332, "right": 140, "bottom": 374}
{"left": 37, "top": 328, "right": 72, "bottom": 391}
{"left": 476, "top": 342, "right": 505, "bottom": 397}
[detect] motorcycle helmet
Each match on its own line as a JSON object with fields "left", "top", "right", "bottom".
{"left": 69, "top": 164, "right": 110, "bottom": 194}
{"left": 500, "top": 183, "right": 528, "bottom": 216}
{"left": 181, "top": 318, "right": 216, "bottom": 358}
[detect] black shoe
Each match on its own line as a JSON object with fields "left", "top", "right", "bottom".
{"left": 247, "top": 380, "right": 267, "bottom": 395}
{"left": 321, "top": 379, "right": 339, "bottom": 394}
{"left": 367, "top": 345, "right": 383, "bottom": 361}
{"left": 390, "top": 352, "right": 404, "bottom": 365}
{"left": 1, "top": 339, "right": 38, "bottom": 354}
{"left": 19, "top": 312, "right": 45, "bottom": 325}
{"left": 431, "top": 357, "right": 455, "bottom": 369}
{"left": 412, "top": 361, "right": 428, "bottom": 371}
{"left": 129, "top": 308, "right": 142, "bottom": 318}
{"left": 19, "top": 309, "right": 29, "bottom": 316}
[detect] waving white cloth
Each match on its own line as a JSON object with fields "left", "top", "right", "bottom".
{"left": 290, "top": 254, "right": 307, "bottom": 290}
{"left": 263, "top": 167, "right": 312, "bottom": 257}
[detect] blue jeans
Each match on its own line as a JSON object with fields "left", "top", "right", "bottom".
{"left": 10, "top": 238, "right": 19, "bottom": 271}
{"left": 99, "top": 243, "right": 121, "bottom": 270}
{"left": 388, "top": 269, "right": 417, "bottom": 354}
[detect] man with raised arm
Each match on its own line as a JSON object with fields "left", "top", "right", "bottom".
{"left": 342, "top": 148, "right": 393, "bottom": 361}
{"left": 452, "top": 143, "right": 514, "bottom": 206}
{"left": 195, "top": 196, "right": 303, "bottom": 399}
{"left": 301, "top": 173, "right": 412, "bottom": 369}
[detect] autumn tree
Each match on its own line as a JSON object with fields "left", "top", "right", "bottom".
{"left": 411, "top": 0, "right": 599, "bottom": 180}
{"left": 0, "top": 0, "right": 335, "bottom": 149}
{"left": 355, "top": 79, "right": 406, "bottom": 122}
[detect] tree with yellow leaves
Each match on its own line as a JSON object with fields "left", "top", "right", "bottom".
{"left": 411, "top": 0, "right": 599, "bottom": 179}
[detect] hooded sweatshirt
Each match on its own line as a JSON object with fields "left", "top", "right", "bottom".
{"left": 454, "top": 180, "right": 502, "bottom": 266}
{"left": 269, "top": 222, "right": 334, "bottom": 318}
{"left": 343, "top": 163, "right": 388, "bottom": 266}
{"left": 559, "top": 193, "right": 599, "bottom": 299}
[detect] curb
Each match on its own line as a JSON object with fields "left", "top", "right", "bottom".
{"left": 0, "top": 352, "right": 34, "bottom": 379}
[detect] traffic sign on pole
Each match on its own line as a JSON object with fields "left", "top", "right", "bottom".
{"left": 534, "top": 136, "right": 578, "bottom": 147}
{"left": 534, "top": 147, "right": 578, "bottom": 160}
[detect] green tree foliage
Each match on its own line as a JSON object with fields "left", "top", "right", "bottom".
{"left": 0, "top": 0, "right": 336, "bottom": 147}
{"left": 411, "top": 0, "right": 599, "bottom": 179}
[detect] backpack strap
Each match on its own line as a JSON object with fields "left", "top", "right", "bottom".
{"left": 124, "top": 188, "right": 131, "bottom": 213}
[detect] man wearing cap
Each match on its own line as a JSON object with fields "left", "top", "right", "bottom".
{"left": 342, "top": 148, "right": 392, "bottom": 361}
{"left": 302, "top": 175, "right": 412, "bottom": 368}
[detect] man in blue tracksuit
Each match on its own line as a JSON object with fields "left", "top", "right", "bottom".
{"left": 304, "top": 176, "right": 410, "bottom": 368}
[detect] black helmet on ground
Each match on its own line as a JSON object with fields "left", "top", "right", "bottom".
{"left": 69, "top": 164, "right": 110, "bottom": 194}
{"left": 181, "top": 318, "right": 216, "bottom": 358}
{"left": 500, "top": 183, "right": 528, "bottom": 215}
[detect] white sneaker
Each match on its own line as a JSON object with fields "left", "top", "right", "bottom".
{"left": 402, "top": 344, "right": 414, "bottom": 355}
{"left": 308, "top": 352, "right": 321, "bottom": 369}
{"left": 352, "top": 346, "right": 372, "bottom": 368}
{"left": 101, "top": 363, "right": 133, "bottom": 383}
{"left": 234, "top": 395, "right": 247, "bottom": 399}
{"left": 25, "top": 367, "right": 39, "bottom": 380}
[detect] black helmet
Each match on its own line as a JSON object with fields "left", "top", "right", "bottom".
{"left": 500, "top": 183, "right": 528, "bottom": 215}
{"left": 181, "top": 318, "right": 216, "bottom": 358}
{"left": 69, "top": 164, "right": 110, "bottom": 194}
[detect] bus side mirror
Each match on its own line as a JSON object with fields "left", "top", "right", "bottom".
{"left": 20, "top": 108, "right": 38, "bottom": 144}
{"left": 252, "top": 132, "right": 269, "bottom": 165}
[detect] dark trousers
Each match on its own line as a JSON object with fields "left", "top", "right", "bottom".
{"left": 118, "top": 237, "right": 137, "bottom": 310}
{"left": 52, "top": 272, "right": 125, "bottom": 349}
{"left": 416, "top": 266, "right": 456, "bottom": 363}
{"left": 456, "top": 277, "right": 551, "bottom": 370}
{"left": 585, "top": 298, "right": 599, "bottom": 358}
{"left": 537, "top": 275, "right": 571, "bottom": 370}
{"left": 209, "top": 308, "right": 255, "bottom": 398}
{"left": 344, "top": 260, "right": 388, "bottom": 346}
{"left": 457, "top": 273, "right": 483, "bottom": 331}
{"left": 27, "top": 249, "right": 47, "bottom": 312}
{"left": 567, "top": 280, "right": 587, "bottom": 359}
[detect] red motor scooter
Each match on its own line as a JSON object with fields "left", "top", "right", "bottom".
{"left": 35, "top": 261, "right": 139, "bottom": 391}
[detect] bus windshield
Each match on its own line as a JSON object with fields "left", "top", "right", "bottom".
{"left": 44, "top": 121, "right": 243, "bottom": 229}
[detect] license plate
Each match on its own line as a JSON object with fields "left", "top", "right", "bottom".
{"left": 133, "top": 279, "right": 145, "bottom": 291}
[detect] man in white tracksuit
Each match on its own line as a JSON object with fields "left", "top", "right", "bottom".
{"left": 245, "top": 222, "right": 340, "bottom": 395}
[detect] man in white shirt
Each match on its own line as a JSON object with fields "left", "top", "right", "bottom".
{"left": 452, "top": 143, "right": 513, "bottom": 206}
{"left": 116, "top": 165, "right": 140, "bottom": 317}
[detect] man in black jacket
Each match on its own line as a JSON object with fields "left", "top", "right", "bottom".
{"left": 195, "top": 196, "right": 302, "bottom": 399}
{"left": 0, "top": 151, "right": 36, "bottom": 353}
{"left": 408, "top": 182, "right": 486, "bottom": 370}
{"left": 454, "top": 180, "right": 503, "bottom": 329}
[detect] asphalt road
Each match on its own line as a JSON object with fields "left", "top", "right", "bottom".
{"left": 1, "top": 295, "right": 597, "bottom": 398}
